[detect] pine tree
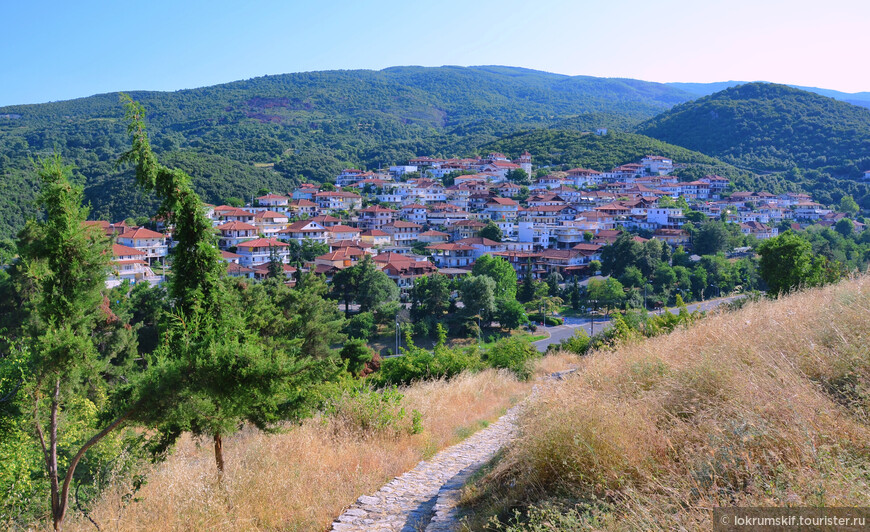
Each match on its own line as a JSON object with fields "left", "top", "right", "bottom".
{"left": 518, "top": 259, "right": 536, "bottom": 303}
{"left": 120, "top": 96, "right": 340, "bottom": 476}
{"left": 16, "top": 155, "right": 133, "bottom": 532}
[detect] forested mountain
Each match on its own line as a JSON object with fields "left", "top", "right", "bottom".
{"left": 638, "top": 83, "right": 870, "bottom": 173}
{"left": 0, "top": 66, "right": 696, "bottom": 236}
{"left": 667, "top": 81, "right": 870, "bottom": 109}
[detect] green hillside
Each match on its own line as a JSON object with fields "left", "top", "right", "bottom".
{"left": 484, "top": 129, "right": 731, "bottom": 171}
{"left": 0, "top": 66, "right": 696, "bottom": 236}
{"left": 638, "top": 83, "right": 870, "bottom": 172}
{"left": 667, "top": 81, "right": 870, "bottom": 109}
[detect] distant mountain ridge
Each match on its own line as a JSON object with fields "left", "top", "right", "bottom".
{"left": 638, "top": 82, "right": 870, "bottom": 172}
{"left": 666, "top": 81, "right": 870, "bottom": 109}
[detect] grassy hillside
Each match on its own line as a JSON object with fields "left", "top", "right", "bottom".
{"left": 0, "top": 67, "right": 695, "bottom": 237}
{"left": 462, "top": 275, "right": 870, "bottom": 530}
{"left": 638, "top": 83, "right": 870, "bottom": 173}
{"left": 52, "top": 368, "right": 546, "bottom": 531}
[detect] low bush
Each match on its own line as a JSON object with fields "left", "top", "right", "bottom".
{"left": 484, "top": 337, "right": 541, "bottom": 381}
{"left": 322, "top": 381, "right": 421, "bottom": 439}
{"left": 369, "top": 332, "right": 484, "bottom": 387}
{"left": 559, "top": 328, "right": 590, "bottom": 355}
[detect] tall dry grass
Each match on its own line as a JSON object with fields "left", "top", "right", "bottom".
{"left": 464, "top": 276, "right": 870, "bottom": 530}
{"left": 63, "top": 369, "right": 529, "bottom": 532}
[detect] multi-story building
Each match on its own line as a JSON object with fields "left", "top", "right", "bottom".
{"left": 116, "top": 227, "right": 168, "bottom": 265}
{"left": 382, "top": 221, "right": 422, "bottom": 246}
{"left": 217, "top": 221, "right": 258, "bottom": 250}
{"left": 358, "top": 205, "right": 397, "bottom": 231}
{"left": 236, "top": 238, "right": 289, "bottom": 268}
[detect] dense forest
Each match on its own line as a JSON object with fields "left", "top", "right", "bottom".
{"left": 0, "top": 67, "right": 696, "bottom": 236}
{"left": 638, "top": 83, "right": 870, "bottom": 173}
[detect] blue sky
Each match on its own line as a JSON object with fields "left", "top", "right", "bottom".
{"left": 1, "top": 0, "right": 868, "bottom": 106}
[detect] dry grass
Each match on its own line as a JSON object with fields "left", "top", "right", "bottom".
{"left": 532, "top": 352, "right": 581, "bottom": 379}
{"left": 464, "top": 276, "right": 870, "bottom": 530}
{"left": 64, "top": 369, "right": 529, "bottom": 532}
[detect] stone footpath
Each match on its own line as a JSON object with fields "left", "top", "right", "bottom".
{"left": 331, "top": 369, "right": 576, "bottom": 532}
{"left": 330, "top": 403, "right": 520, "bottom": 531}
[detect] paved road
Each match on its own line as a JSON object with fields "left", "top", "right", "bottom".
{"left": 532, "top": 295, "right": 745, "bottom": 352}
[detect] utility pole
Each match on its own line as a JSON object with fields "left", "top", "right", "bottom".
{"left": 395, "top": 313, "right": 399, "bottom": 355}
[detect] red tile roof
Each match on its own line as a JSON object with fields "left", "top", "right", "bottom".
{"left": 118, "top": 227, "right": 165, "bottom": 239}
{"left": 236, "top": 238, "right": 288, "bottom": 249}
{"left": 112, "top": 243, "right": 145, "bottom": 257}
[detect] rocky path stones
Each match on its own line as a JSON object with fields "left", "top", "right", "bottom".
{"left": 330, "top": 370, "right": 575, "bottom": 531}
{"left": 330, "top": 402, "right": 521, "bottom": 531}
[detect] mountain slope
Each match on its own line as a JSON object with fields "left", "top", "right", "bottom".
{"left": 483, "top": 129, "right": 723, "bottom": 170}
{"left": 667, "top": 81, "right": 870, "bottom": 108}
{"left": 638, "top": 83, "right": 870, "bottom": 172}
{"left": 0, "top": 66, "right": 696, "bottom": 236}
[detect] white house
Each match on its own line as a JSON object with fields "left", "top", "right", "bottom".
{"left": 236, "top": 238, "right": 289, "bottom": 268}
{"left": 279, "top": 220, "right": 329, "bottom": 245}
{"left": 217, "top": 221, "right": 258, "bottom": 250}
{"left": 116, "top": 227, "right": 168, "bottom": 265}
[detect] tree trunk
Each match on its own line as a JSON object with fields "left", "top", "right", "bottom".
{"left": 214, "top": 433, "right": 224, "bottom": 474}
{"left": 50, "top": 380, "right": 61, "bottom": 532}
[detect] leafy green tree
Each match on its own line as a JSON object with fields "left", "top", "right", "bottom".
{"left": 345, "top": 311, "right": 376, "bottom": 341}
{"left": 10, "top": 154, "right": 152, "bottom": 530}
{"left": 472, "top": 254, "right": 517, "bottom": 300}
{"left": 516, "top": 186, "right": 530, "bottom": 203}
{"left": 652, "top": 264, "right": 677, "bottom": 294}
{"left": 685, "top": 210, "right": 707, "bottom": 224}
{"left": 410, "top": 274, "right": 450, "bottom": 321}
{"left": 332, "top": 266, "right": 361, "bottom": 317}
{"left": 460, "top": 275, "right": 497, "bottom": 323}
{"left": 340, "top": 339, "right": 374, "bottom": 377}
{"left": 758, "top": 231, "right": 831, "bottom": 296}
{"left": 478, "top": 220, "right": 503, "bottom": 242}
{"left": 355, "top": 255, "right": 399, "bottom": 312}
{"left": 495, "top": 297, "right": 528, "bottom": 330}
{"left": 267, "top": 244, "right": 284, "bottom": 279}
{"left": 587, "top": 277, "right": 625, "bottom": 314}
{"left": 286, "top": 239, "right": 329, "bottom": 266}
{"left": 569, "top": 276, "right": 582, "bottom": 310}
{"left": 699, "top": 253, "right": 735, "bottom": 295}
{"left": 600, "top": 233, "right": 641, "bottom": 278}
{"left": 618, "top": 266, "right": 645, "bottom": 289}
{"left": 506, "top": 168, "right": 531, "bottom": 185}
{"left": 484, "top": 337, "right": 539, "bottom": 380}
{"left": 834, "top": 218, "right": 854, "bottom": 238}
{"left": 671, "top": 245, "right": 692, "bottom": 268}
{"left": 694, "top": 221, "right": 731, "bottom": 255}
{"left": 688, "top": 265, "right": 706, "bottom": 300}
{"left": 839, "top": 194, "right": 860, "bottom": 216}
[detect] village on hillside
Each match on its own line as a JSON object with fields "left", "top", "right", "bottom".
{"left": 94, "top": 151, "right": 862, "bottom": 291}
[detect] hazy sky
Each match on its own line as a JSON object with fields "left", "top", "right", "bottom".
{"left": 2, "top": 0, "right": 868, "bottom": 106}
